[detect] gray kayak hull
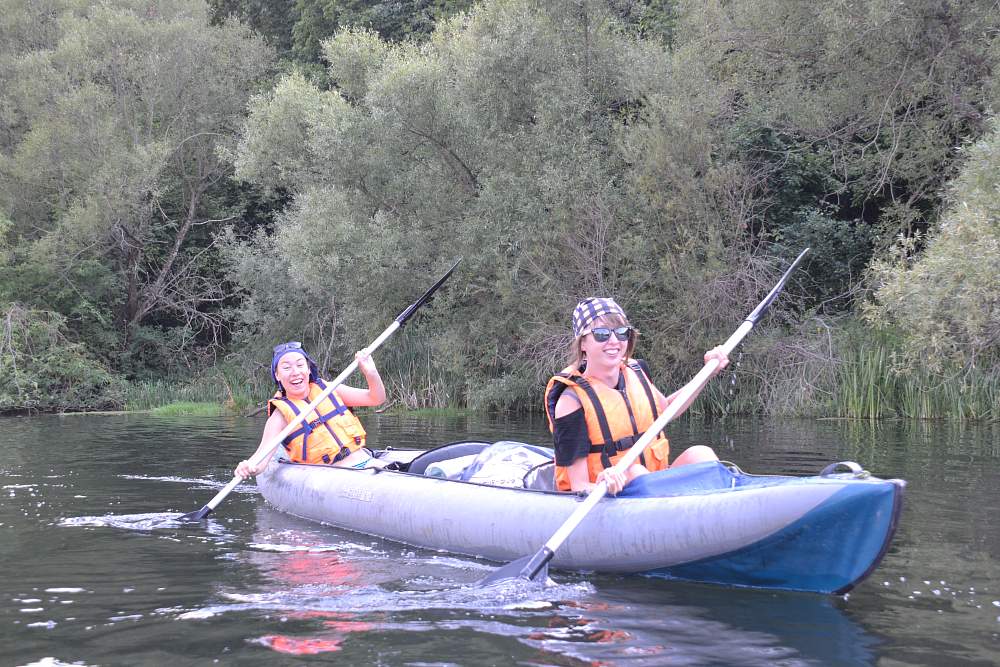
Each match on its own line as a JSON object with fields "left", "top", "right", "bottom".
{"left": 256, "top": 453, "right": 904, "bottom": 594}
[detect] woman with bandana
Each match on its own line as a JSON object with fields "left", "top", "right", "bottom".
{"left": 235, "top": 342, "right": 386, "bottom": 479}
{"left": 544, "top": 298, "right": 729, "bottom": 495}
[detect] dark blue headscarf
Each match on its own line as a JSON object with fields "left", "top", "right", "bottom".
{"left": 270, "top": 341, "right": 320, "bottom": 388}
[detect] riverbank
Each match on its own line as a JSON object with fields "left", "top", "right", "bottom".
{"left": 7, "top": 333, "right": 998, "bottom": 421}
{"left": 100, "top": 401, "right": 473, "bottom": 419}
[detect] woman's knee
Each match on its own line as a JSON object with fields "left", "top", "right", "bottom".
{"left": 673, "top": 445, "right": 719, "bottom": 466}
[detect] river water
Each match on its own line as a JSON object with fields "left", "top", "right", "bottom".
{"left": 1, "top": 412, "right": 997, "bottom": 666}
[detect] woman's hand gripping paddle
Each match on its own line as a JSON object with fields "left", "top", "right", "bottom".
{"left": 479, "top": 249, "right": 810, "bottom": 585}
{"left": 180, "top": 259, "right": 462, "bottom": 522}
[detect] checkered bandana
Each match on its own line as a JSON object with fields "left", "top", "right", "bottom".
{"left": 572, "top": 297, "right": 627, "bottom": 338}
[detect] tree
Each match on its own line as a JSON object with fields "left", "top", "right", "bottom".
{"left": 0, "top": 0, "right": 274, "bottom": 374}
{"left": 674, "top": 0, "right": 1000, "bottom": 309}
{"left": 226, "top": 0, "right": 769, "bottom": 408}
{"left": 207, "top": 0, "right": 479, "bottom": 64}
{"left": 208, "top": 0, "right": 297, "bottom": 56}
{"left": 867, "top": 120, "right": 1000, "bottom": 373}
{"left": 0, "top": 302, "right": 123, "bottom": 412}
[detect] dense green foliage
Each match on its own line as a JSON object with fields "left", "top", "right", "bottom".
{"left": 1, "top": 0, "right": 998, "bottom": 418}
{"left": 225, "top": 1, "right": 764, "bottom": 409}
{"left": 0, "top": 302, "right": 123, "bottom": 412}
{"left": 208, "top": 0, "right": 478, "bottom": 61}
{"left": 0, "top": 0, "right": 274, "bottom": 405}
{"left": 867, "top": 121, "right": 1000, "bottom": 376}
{"left": 207, "top": 0, "right": 673, "bottom": 62}
{"left": 681, "top": 0, "right": 1000, "bottom": 307}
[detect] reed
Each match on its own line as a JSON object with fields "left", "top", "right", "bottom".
{"left": 694, "top": 326, "right": 998, "bottom": 421}
{"left": 124, "top": 378, "right": 211, "bottom": 411}
{"left": 385, "top": 406, "right": 474, "bottom": 417}
{"left": 122, "top": 366, "right": 262, "bottom": 414}
{"left": 836, "top": 341, "right": 892, "bottom": 420}
{"left": 834, "top": 339, "right": 999, "bottom": 420}
{"left": 377, "top": 334, "right": 465, "bottom": 410}
{"left": 696, "top": 374, "right": 767, "bottom": 418}
{"left": 149, "top": 401, "right": 224, "bottom": 417}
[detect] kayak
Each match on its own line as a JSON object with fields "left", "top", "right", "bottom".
{"left": 255, "top": 441, "right": 905, "bottom": 594}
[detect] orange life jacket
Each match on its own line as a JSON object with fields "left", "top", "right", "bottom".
{"left": 544, "top": 360, "right": 670, "bottom": 491}
{"left": 268, "top": 379, "right": 366, "bottom": 464}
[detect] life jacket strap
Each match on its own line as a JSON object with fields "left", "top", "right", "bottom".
{"left": 566, "top": 374, "right": 616, "bottom": 469}
{"left": 276, "top": 396, "right": 310, "bottom": 459}
{"left": 626, "top": 361, "right": 660, "bottom": 466}
{"left": 320, "top": 445, "right": 353, "bottom": 465}
{"left": 312, "top": 379, "right": 349, "bottom": 447}
{"left": 277, "top": 381, "right": 355, "bottom": 458}
{"left": 588, "top": 433, "right": 643, "bottom": 454}
{"left": 628, "top": 360, "right": 659, "bottom": 419}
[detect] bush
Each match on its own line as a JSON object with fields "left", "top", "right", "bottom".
{"left": 866, "top": 120, "right": 1000, "bottom": 374}
{"left": 0, "top": 303, "right": 124, "bottom": 412}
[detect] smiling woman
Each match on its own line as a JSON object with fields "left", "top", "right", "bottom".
{"left": 234, "top": 342, "right": 387, "bottom": 479}
{"left": 544, "top": 298, "right": 729, "bottom": 495}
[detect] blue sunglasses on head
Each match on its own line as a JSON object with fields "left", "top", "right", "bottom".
{"left": 273, "top": 341, "right": 303, "bottom": 355}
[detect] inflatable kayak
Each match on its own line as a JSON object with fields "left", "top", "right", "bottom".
{"left": 255, "top": 441, "right": 905, "bottom": 594}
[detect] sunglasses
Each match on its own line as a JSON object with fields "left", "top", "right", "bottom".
{"left": 589, "top": 326, "right": 632, "bottom": 343}
{"left": 273, "top": 341, "right": 303, "bottom": 355}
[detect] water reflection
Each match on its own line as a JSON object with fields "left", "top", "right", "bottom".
{"left": 194, "top": 506, "right": 591, "bottom": 658}
{"left": 185, "top": 506, "right": 879, "bottom": 665}
{"left": 240, "top": 526, "right": 376, "bottom": 655}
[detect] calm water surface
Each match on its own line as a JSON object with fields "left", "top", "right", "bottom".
{"left": 1, "top": 412, "right": 998, "bottom": 666}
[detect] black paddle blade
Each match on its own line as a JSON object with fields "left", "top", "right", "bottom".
{"left": 179, "top": 505, "right": 212, "bottom": 522}
{"left": 478, "top": 548, "right": 552, "bottom": 586}
{"left": 745, "top": 247, "right": 810, "bottom": 325}
{"left": 396, "top": 258, "right": 462, "bottom": 326}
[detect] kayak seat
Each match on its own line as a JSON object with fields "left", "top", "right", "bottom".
{"left": 458, "top": 441, "right": 555, "bottom": 488}
{"left": 405, "top": 441, "right": 492, "bottom": 475}
{"left": 522, "top": 460, "right": 556, "bottom": 491}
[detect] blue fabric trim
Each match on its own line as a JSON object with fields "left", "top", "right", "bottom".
{"left": 638, "top": 480, "right": 902, "bottom": 593}
{"left": 618, "top": 461, "right": 741, "bottom": 497}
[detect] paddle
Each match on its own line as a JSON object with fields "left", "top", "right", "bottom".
{"left": 480, "top": 248, "right": 810, "bottom": 585}
{"left": 180, "top": 258, "right": 462, "bottom": 522}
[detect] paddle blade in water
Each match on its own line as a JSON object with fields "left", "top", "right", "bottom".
{"left": 479, "top": 548, "right": 552, "bottom": 586}
{"left": 179, "top": 505, "right": 213, "bottom": 522}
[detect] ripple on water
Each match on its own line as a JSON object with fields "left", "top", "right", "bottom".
{"left": 247, "top": 542, "right": 372, "bottom": 554}
{"left": 56, "top": 512, "right": 230, "bottom": 535}
{"left": 175, "top": 576, "right": 594, "bottom": 622}
{"left": 44, "top": 588, "right": 86, "bottom": 594}
{"left": 118, "top": 474, "right": 259, "bottom": 495}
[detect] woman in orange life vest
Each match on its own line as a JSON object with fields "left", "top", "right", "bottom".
{"left": 234, "top": 341, "right": 386, "bottom": 479}
{"left": 545, "top": 298, "right": 729, "bottom": 495}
